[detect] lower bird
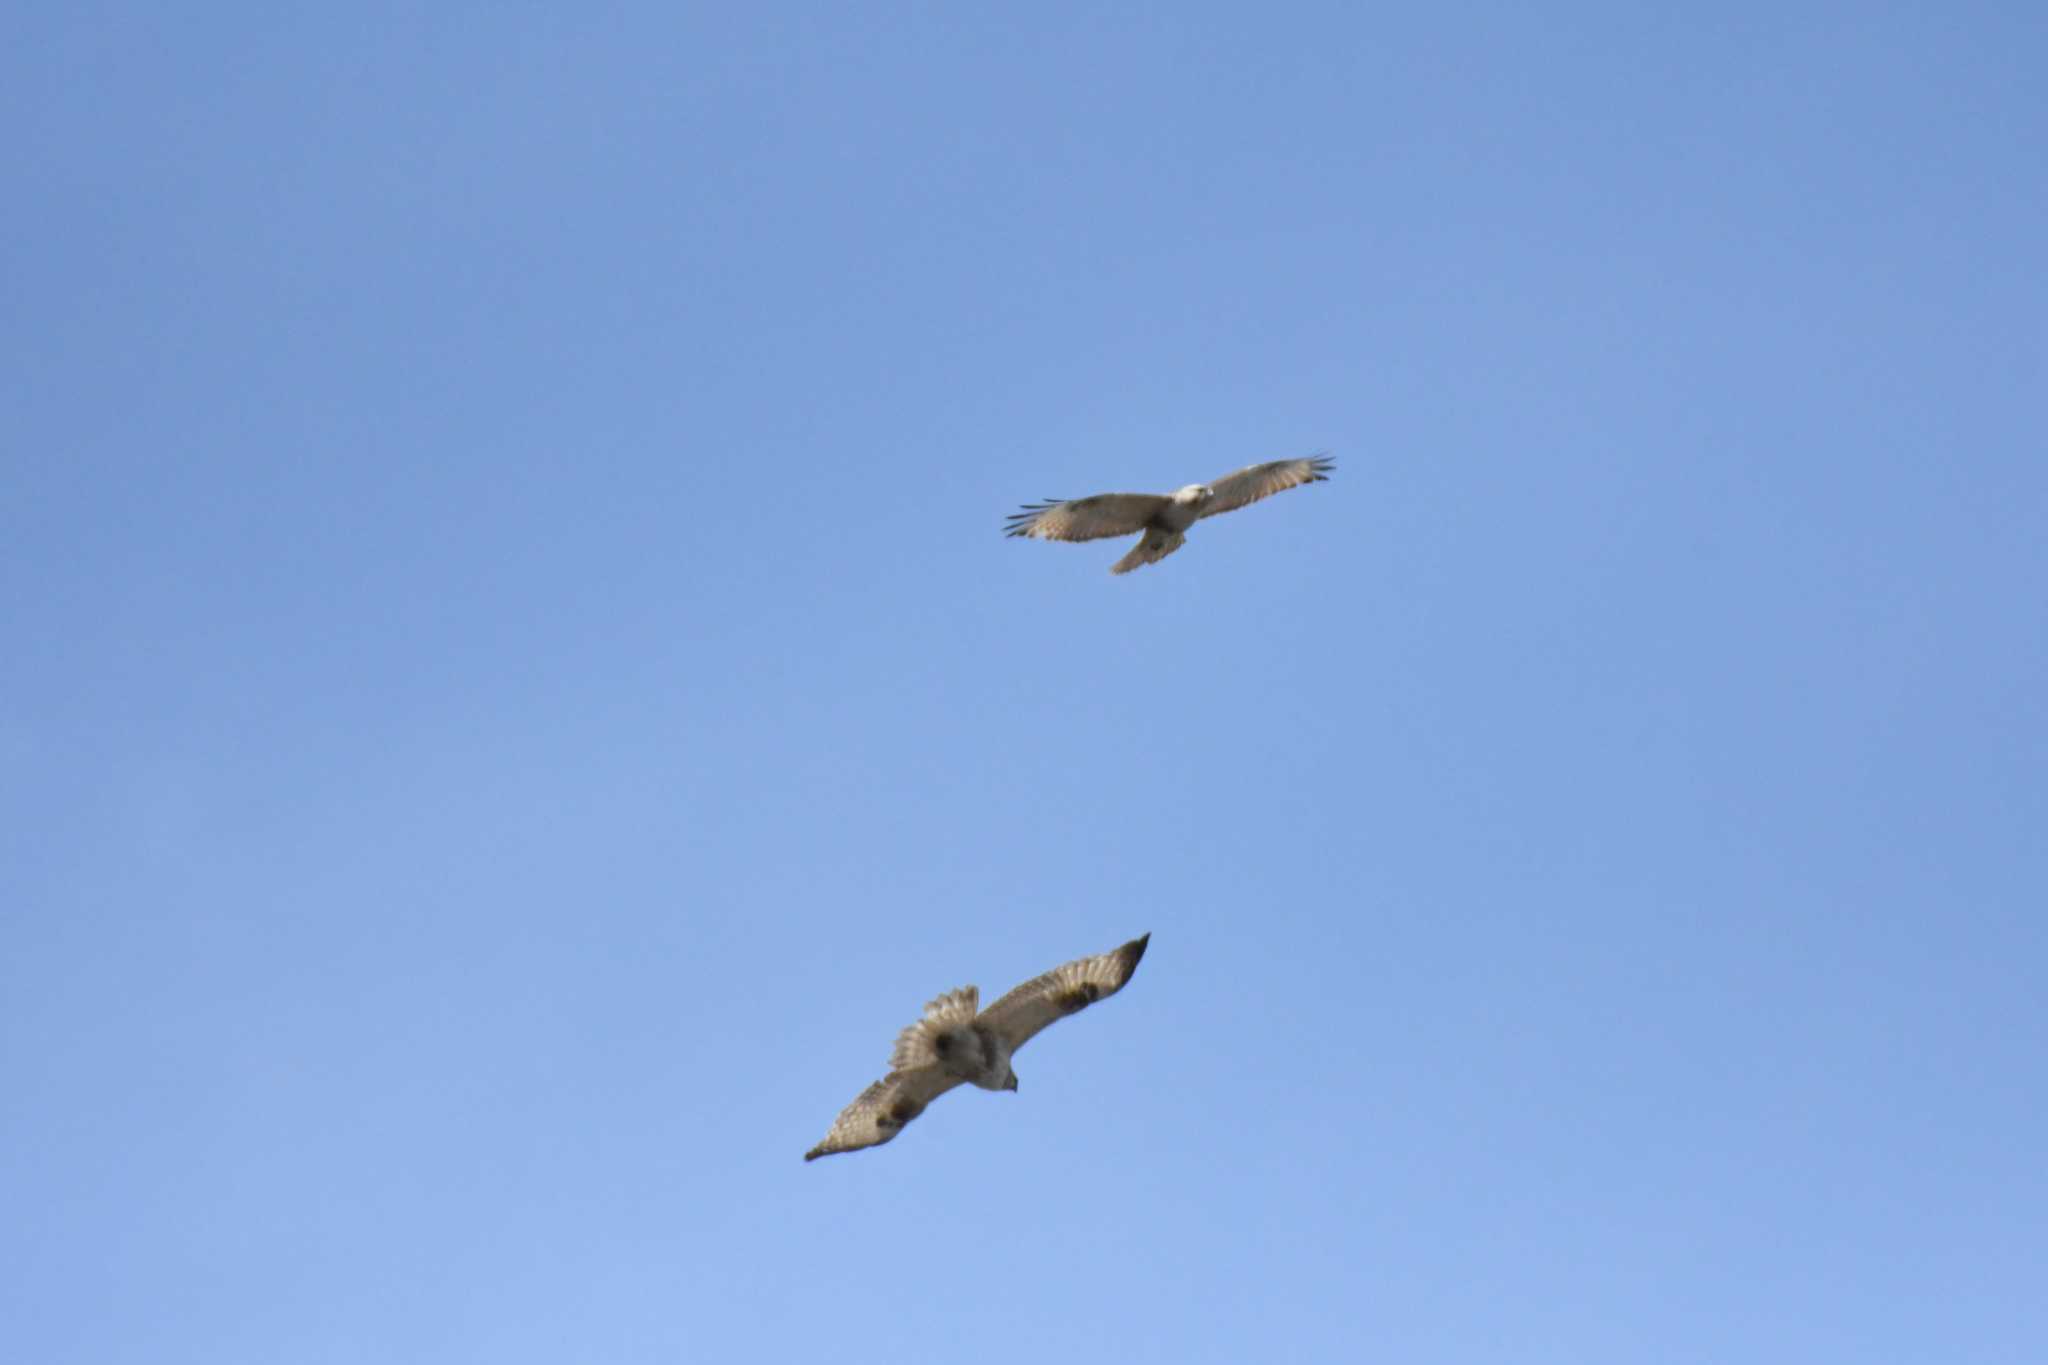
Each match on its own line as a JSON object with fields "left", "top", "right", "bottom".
{"left": 804, "top": 933, "right": 1151, "bottom": 1161}
{"left": 1005, "top": 453, "right": 1333, "bottom": 574}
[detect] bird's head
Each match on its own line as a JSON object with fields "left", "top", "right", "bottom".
{"left": 1172, "top": 483, "right": 1214, "bottom": 507}
{"left": 1002, "top": 1069, "right": 1019, "bottom": 1092}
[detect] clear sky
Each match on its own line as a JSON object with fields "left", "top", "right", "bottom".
{"left": 5, "top": 4, "right": 2044, "bottom": 1362}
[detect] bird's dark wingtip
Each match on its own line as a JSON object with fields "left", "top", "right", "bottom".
{"left": 1122, "top": 932, "right": 1150, "bottom": 972}
{"left": 1003, "top": 502, "right": 1057, "bottom": 536}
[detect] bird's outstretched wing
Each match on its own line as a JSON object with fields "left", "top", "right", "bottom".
{"left": 1005, "top": 494, "right": 1170, "bottom": 542}
{"left": 1199, "top": 454, "right": 1333, "bottom": 520}
{"left": 804, "top": 1067, "right": 965, "bottom": 1161}
{"left": 890, "top": 986, "right": 979, "bottom": 1072}
{"left": 978, "top": 933, "right": 1150, "bottom": 1054}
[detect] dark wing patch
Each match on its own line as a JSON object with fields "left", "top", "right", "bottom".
{"left": 1056, "top": 982, "right": 1103, "bottom": 1013}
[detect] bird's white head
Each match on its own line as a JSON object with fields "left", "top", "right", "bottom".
{"left": 1172, "top": 483, "right": 1214, "bottom": 507}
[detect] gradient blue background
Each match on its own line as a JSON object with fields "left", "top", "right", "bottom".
{"left": 6, "top": 5, "right": 2044, "bottom": 1362}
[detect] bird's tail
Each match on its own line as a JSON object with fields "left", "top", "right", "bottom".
{"left": 1111, "top": 528, "right": 1185, "bottom": 575}
{"left": 891, "top": 985, "right": 979, "bottom": 1070}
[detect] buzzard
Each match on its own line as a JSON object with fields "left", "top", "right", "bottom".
{"left": 804, "top": 933, "right": 1151, "bottom": 1161}
{"left": 1005, "top": 454, "right": 1334, "bottom": 574}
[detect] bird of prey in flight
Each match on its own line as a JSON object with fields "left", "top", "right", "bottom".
{"left": 804, "top": 933, "right": 1151, "bottom": 1161}
{"left": 1005, "top": 454, "right": 1334, "bottom": 574}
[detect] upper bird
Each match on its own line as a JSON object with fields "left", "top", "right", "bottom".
{"left": 1005, "top": 453, "right": 1334, "bottom": 574}
{"left": 805, "top": 933, "right": 1151, "bottom": 1161}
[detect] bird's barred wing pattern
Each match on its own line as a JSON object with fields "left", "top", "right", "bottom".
{"left": 1198, "top": 454, "right": 1333, "bottom": 520}
{"left": 1005, "top": 493, "right": 1171, "bottom": 542}
{"left": 804, "top": 1067, "right": 965, "bottom": 1161}
{"left": 890, "top": 985, "right": 979, "bottom": 1071}
{"left": 978, "top": 933, "right": 1150, "bottom": 1054}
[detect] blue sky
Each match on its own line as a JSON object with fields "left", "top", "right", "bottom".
{"left": 5, "top": 4, "right": 2044, "bottom": 1361}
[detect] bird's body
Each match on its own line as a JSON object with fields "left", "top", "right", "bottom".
{"left": 891, "top": 985, "right": 1016, "bottom": 1090}
{"left": 1156, "top": 484, "right": 1214, "bottom": 532}
{"left": 804, "top": 933, "right": 1150, "bottom": 1161}
{"left": 1006, "top": 455, "right": 1333, "bottom": 573}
